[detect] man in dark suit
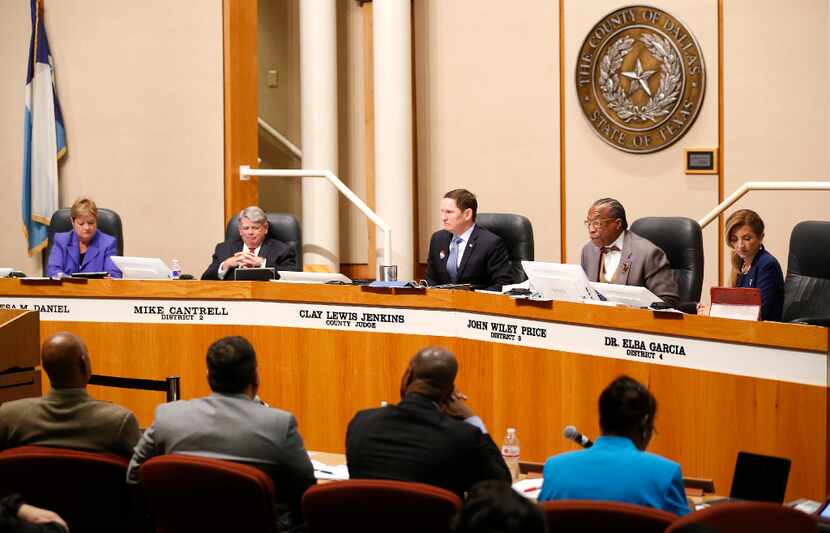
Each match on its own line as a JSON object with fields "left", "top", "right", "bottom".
{"left": 346, "top": 346, "right": 511, "bottom": 497}
{"left": 0, "top": 332, "right": 140, "bottom": 456}
{"left": 425, "top": 189, "right": 513, "bottom": 291}
{"left": 580, "top": 198, "right": 679, "bottom": 306}
{"left": 201, "top": 206, "right": 297, "bottom": 280}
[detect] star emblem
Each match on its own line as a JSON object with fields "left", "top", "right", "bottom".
{"left": 622, "top": 58, "right": 656, "bottom": 97}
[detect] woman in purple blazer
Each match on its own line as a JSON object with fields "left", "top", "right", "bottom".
{"left": 45, "top": 198, "right": 122, "bottom": 278}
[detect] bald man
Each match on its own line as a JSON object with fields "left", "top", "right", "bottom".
{"left": 346, "top": 347, "right": 510, "bottom": 497}
{"left": 0, "top": 332, "right": 140, "bottom": 456}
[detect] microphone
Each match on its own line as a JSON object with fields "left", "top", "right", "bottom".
{"left": 563, "top": 425, "right": 593, "bottom": 448}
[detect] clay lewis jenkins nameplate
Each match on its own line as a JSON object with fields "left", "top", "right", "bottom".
{"left": 576, "top": 6, "right": 706, "bottom": 153}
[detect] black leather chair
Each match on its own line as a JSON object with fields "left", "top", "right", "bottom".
{"left": 475, "top": 213, "right": 534, "bottom": 284}
{"left": 781, "top": 221, "right": 830, "bottom": 326}
{"left": 630, "top": 217, "right": 703, "bottom": 309}
{"left": 42, "top": 207, "right": 124, "bottom": 274}
{"left": 225, "top": 212, "right": 303, "bottom": 271}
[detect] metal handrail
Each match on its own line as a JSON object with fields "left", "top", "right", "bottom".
{"left": 698, "top": 181, "right": 830, "bottom": 228}
{"left": 239, "top": 166, "right": 391, "bottom": 267}
{"left": 257, "top": 117, "right": 302, "bottom": 160}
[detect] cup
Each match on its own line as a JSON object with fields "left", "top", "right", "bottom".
{"left": 378, "top": 265, "right": 398, "bottom": 281}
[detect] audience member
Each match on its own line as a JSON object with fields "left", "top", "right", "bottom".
{"left": 0, "top": 495, "right": 68, "bottom": 533}
{"left": 580, "top": 198, "right": 679, "bottom": 306}
{"left": 425, "top": 189, "right": 513, "bottom": 290}
{"left": 201, "top": 206, "right": 297, "bottom": 280}
{"left": 45, "top": 197, "right": 122, "bottom": 278}
{"left": 346, "top": 346, "right": 511, "bottom": 497}
{"left": 0, "top": 332, "right": 139, "bottom": 456}
{"left": 451, "top": 480, "right": 547, "bottom": 533}
{"left": 538, "top": 375, "right": 690, "bottom": 516}
{"left": 127, "top": 335, "right": 315, "bottom": 530}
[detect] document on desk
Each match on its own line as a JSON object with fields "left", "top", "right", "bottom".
{"left": 512, "top": 477, "right": 542, "bottom": 500}
{"left": 311, "top": 459, "right": 350, "bottom": 480}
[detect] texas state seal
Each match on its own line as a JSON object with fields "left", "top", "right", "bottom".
{"left": 576, "top": 6, "right": 706, "bottom": 153}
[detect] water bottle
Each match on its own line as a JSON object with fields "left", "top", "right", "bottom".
{"left": 501, "top": 427, "right": 521, "bottom": 482}
{"left": 170, "top": 259, "right": 182, "bottom": 280}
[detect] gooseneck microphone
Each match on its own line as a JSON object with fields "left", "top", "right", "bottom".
{"left": 563, "top": 425, "right": 593, "bottom": 448}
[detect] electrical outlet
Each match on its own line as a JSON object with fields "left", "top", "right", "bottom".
{"left": 267, "top": 69, "right": 279, "bottom": 88}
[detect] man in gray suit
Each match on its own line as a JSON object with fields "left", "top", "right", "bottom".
{"left": 0, "top": 332, "right": 140, "bottom": 456}
{"left": 127, "top": 335, "right": 315, "bottom": 528}
{"left": 581, "top": 198, "right": 680, "bottom": 306}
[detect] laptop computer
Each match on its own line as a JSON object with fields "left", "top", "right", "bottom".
{"left": 709, "top": 451, "right": 791, "bottom": 505}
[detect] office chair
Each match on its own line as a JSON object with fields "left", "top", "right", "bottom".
{"left": 302, "top": 479, "right": 462, "bottom": 533}
{"left": 225, "top": 212, "right": 302, "bottom": 271}
{"left": 476, "top": 213, "right": 535, "bottom": 284}
{"left": 631, "top": 216, "right": 704, "bottom": 311}
{"left": 43, "top": 207, "right": 124, "bottom": 275}
{"left": 540, "top": 500, "right": 677, "bottom": 532}
{"left": 0, "top": 446, "right": 131, "bottom": 532}
{"left": 140, "top": 454, "right": 278, "bottom": 533}
{"left": 666, "top": 501, "right": 817, "bottom": 532}
{"left": 781, "top": 220, "right": 830, "bottom": 326}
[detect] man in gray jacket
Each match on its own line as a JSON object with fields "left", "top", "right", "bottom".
{"left": 127, "top": 335, "right": 315, "bottom": 528}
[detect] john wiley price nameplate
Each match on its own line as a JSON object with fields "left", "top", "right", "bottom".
{"left": 577, "top": 6, "right": 706, "bottom": 153}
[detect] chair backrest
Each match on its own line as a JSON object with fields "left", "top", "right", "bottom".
{"left": 140, "top": 454, "right": 277, "bottom": 533}
{"left": 43, "top": 207, "right": 125, "bottom": 274}
{"left": 540, "top": 500, "right": 677, "bottom": 533}
{"left": 665, "top": 501, "right": 817, "bottom": 533}
{"left": 302, "top": 479, "right": 462, "bottom": 533}
{"left": 782, "top": 220, "right": 830, "bottom": 323}
{"left": 0, "top": 445, "right": 130, "bottom": 531}
{"left": 476, "top": 213, "right": 535, "bottom": 284}
{"left": 225, "top": 212, "right": 302, "bottom": 271}
{"left": 630, "top": 216, "right": 704, "bottom": 303}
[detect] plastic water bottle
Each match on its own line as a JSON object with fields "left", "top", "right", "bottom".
{"left": 501, "top": 427, "right": 520, "bottom": 482}
{"left": 170, "top": 259, "right": 182, "bottom": 280}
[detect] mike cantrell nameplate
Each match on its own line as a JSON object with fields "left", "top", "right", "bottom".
{"left": 576, "top": 6, "right": 706, "bottom": 153}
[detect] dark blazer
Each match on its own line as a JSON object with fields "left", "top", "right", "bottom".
{"left": 45, "top": 230, "right": 122, "bottom": 278}
{"left": 581, "top": 230, "right": 680, "bottom": 306}
{"left": 425, "top": 225, "right": 513, "bottom": 291}
{"left": 346, "top": 393, "right": 511, "bottom": 497}
{"left": 736, "top": 246, "right": 784, "bottom": 321}
{"left": 201, "top": 237, "right": 297, "bottom": 280}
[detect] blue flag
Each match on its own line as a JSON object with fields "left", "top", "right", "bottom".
{"left": 22, "top": 0, "right": 66, "bottom": 255}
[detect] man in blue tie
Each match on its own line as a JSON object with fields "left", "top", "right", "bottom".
{"left": 424, "top": 189, "right": 513, "bottom": 291}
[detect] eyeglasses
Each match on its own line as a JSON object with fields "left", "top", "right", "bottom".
{"left": 583, "top": 218, "right": 617, "bottom": 229}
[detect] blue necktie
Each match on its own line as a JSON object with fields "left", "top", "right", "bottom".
{"left": 446, "top": 237, "right": 463, "bottom": 282}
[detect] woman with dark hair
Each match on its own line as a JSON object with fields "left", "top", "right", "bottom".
{"left": 538, "top": 376, "right": 690, "bottom": 516}
{"left": 45, "top": 197, "right": 121, "bottom": 278}
{"left": 722, "top": 209, "right": 784, "bottom": 321}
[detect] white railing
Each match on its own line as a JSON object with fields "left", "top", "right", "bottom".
{"left": 698, "top": 181, "right": 830, "bottom": 228}
{"left": 239, "top": 166, "right": 391, "bottom": 267}
{"left": 257, "top": 118, "right": 302, "bottom": 160}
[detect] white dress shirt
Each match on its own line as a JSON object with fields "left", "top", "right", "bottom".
{"left": 601, "top": 231, "right": 625, "bottom": 283}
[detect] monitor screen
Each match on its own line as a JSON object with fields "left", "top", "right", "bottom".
{"left": 520, "top": 261, "right": 598, "bottom": 302}
{"left": 110, "top": 256, "right": 170, "bottom": 280}
{"left": 590, "top": 282, "right": 663, "bottom": 308}
{"left": 729, "top": 451, "right": 791, "bottom": 503}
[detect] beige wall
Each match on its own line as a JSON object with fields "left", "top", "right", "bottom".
{"left": 0, "top": 0, "right": 224, "bottom": 277}
{"left": 414, "top": 0, "right": 562, "bottom": 264}
{"left": 723, "top": 0, "right": 830, "bottom": 283}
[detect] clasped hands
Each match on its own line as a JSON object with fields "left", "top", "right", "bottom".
{"left": 222, "top": 251, "right": 263, "bottom": 270}
{"left": 443, "top": 391, "right": 475, "bottom": 420}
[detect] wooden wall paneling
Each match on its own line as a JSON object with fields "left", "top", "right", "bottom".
{"left": 223, "top": 0, "right": 259, "bottom": 221}
{"left": 362, "top": 2, "right": 377, "bottom": 279}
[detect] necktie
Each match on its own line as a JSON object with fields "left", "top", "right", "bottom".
{"left": 249, "top": 247, "right": 256, "bottom": 255}
{"left": 446, "top": 237, "right": 463, "bottom": 282}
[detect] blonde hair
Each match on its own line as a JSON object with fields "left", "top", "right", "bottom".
{"left": 724, "top": 209, "right": 765, "bottom": 286}
{"left": 70, "top": 197, "right": 98, "bottom": 220}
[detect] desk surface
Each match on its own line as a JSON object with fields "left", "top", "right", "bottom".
{"left": 0, "top": 279, "right": 826, "bottom": 501}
